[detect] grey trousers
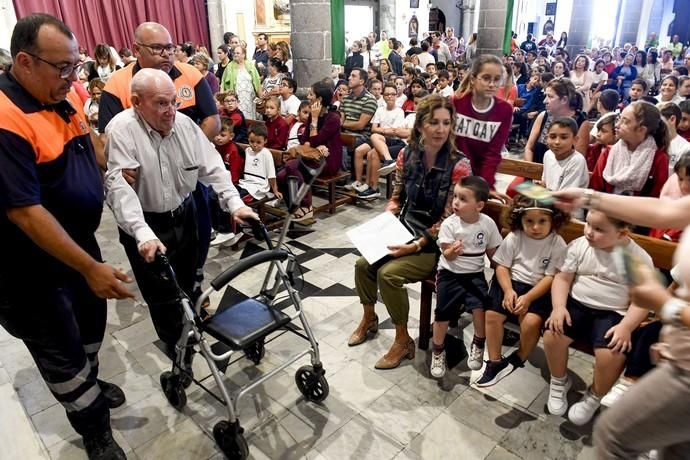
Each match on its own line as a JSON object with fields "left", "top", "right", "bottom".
{"left": 594, "top": 362, "right": 690, "bottom": 459}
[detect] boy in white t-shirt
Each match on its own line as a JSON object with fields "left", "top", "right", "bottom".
{"left": 351, "top": 83, "right": 407, "bottom": 200}
{"left": 430, "top": 177, "right": 503, "bottom": 379}
{"left": 434, "top": 70, "right": 454, "bottom": 98}
{"left": 279, "top": 77, "right": 301, "bottom": 126}
{"left": 657, "top": 101, "right": 690, "bottom": 175}
{"left": 543, "top": 210, "right": 653, "bottom": 426}
{"left": 541, "top": 117, "right": 590, "bottom": 219}
{"left": 236, "top": 124, "right": 282, "bottom": 202}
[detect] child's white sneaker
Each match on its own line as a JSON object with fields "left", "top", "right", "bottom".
{"left": 568, "top": 388, "right": 602, "bottom": 425}
{"left": 430, "top": 350, "right": 447, "bottom": 379}
{"left": 468, "top": 342, "right": 484, "bottom": 371}
{"left": 601, "top": 378, "right": 632, "bottom": 408}
{"left": 547, "top": 376, "right": 572, "bottom": 416}
{"left": 345, "top": 180, "right": 367, "bottom": 192}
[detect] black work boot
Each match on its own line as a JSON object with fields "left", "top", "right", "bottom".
{"left": 83, "top": 430, "right": 126, "bottom": 460}
{"left": 97, "top": 380, "right": 126, "bottom": 409}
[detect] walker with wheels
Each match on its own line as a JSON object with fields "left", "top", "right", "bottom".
{"left": 154, "top": 156, "right": 329, "bottom": 459}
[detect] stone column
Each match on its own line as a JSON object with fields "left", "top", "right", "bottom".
{"left": 290, "top": 0, "right": 332, "bottom": 97}
{"left": 565, "top": 0, "right": 594, "bottom": 57}
{"left": 476, "top": 0, "right": 508, "bottom": 57}
{"left": 460, "top": 0, "right": 478, "bottom": 41}
{"left": 206, "top": 0, "right": 225, "bottom": 51}
{"left": 617, "top": 0, "right": 644, "bottom": 46}
{"left": 379, "top": 0, "right": 396, "bottom": 40}
{"left": 635, "top": 0, "right": 655, "bottom": 47}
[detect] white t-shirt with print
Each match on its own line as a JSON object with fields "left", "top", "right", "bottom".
{"left": 492, "top": 230, "right": 567, "bottom": 286}
{"left": 668, "top": 134, "right": 690, "bottom": 176}
{"left": 237, "top": 147, "right": 276, "bottom": 199}
{"left": 542, "top": 150, "right": 590, "bottom": 191}
{"left": 371, "top": 106, "right": 406, "bottom": 128}
{"left": 437, "top": 213, "right": 502, "bottom": 273}
{"left": 437, "top": 85, "right": 454, "bottom": 98}
{"left": 561, "top": 236, "right": 653, "bottom": 314}
{"left": 280, "top": 95, "right": 301, "bottom": 117}
{"left": 542, "top": 150, "right": 590, "bottom": 220}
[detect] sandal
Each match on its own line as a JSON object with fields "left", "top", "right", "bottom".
{"left": 291, "top": 206, "right": 314, "bottom": 222}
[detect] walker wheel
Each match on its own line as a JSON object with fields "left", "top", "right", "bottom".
{"left": 243, "top": 338, "right": 265, "bottom": 365}
{"left": 160, "top": 371, "right": 187, "bottom": 410}
{"left": 295, "top": 365, "right": 329, "bottom": 402}
{"left": 213, "top": 420, "right": 248, "bottom": 460}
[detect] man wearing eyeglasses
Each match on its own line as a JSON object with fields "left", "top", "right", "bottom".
{"left": 0, "top": 14, "right": 134, "bottom": 460}
{"left": 99, "top": 22, "right": 220, "bottom": 339}
{"left": 99, "top": 22, "right": 219, "bottom": 143}
{"left": 104, "top": 68, "right": 257, "bottom": 386}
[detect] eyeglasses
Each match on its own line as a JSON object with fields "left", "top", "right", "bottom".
{"left": 155, "top": 100, "right": 181, "bottom": 111}
{"left": 476, "top": 75, "right": 503, "bottom": 85}
{"left": 136, "top": 42, "right": 175, "bottom": 56}
{"left": 22, "top": 50, "right": 82, "bottom": 79}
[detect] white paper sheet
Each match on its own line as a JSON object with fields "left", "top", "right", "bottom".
{"left": 346, "top": 212, "right": 415, "bottom": 264}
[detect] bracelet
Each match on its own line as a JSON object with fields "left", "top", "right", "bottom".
{"left": 660, "top": 298, "right": 687, "bottom": 326}
{"left": 582, "top": 189, "right": 601, "bottom": 210}
{"left": 413, "top": 240, "right": 422, "bottom": 252}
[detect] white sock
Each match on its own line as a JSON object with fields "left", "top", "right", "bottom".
{"left": 551, "top": 374, "right": 568, "bottom": 384}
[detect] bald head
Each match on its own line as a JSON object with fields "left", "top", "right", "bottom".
{"left": 131, "top": 68, "right": 177, "bottom": 135}
{"left": 133, "top": 22, "right": 174, "bottom": 72}
{"left": 134, "top": 22, "right": 170, "bottom": 43}
{"left": 131, "top": 68, "right": 174, "bottom": 97}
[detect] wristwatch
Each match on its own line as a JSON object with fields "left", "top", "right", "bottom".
{"left": 660, "top": 298, "right": 688, "bottom": 326}
{"left": 582, "top": 189, "right": 600, "bottom": 209}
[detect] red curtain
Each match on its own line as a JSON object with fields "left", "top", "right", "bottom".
{"left": 12, "top": 0, "right": 210, "bottom": 56}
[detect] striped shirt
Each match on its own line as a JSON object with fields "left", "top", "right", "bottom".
{"left": 341, "top": 89, "right": 378, "bottom": 136}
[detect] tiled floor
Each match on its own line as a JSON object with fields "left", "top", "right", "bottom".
{"left": 0, "top": 177, "right": 601, "bottom": 460}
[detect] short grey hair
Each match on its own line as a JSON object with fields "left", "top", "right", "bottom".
{"left": 130, "top": 68, "right": 174, "bottom": 97}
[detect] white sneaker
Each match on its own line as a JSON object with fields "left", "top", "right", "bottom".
{"left": 345, "top": 180, "right": 367, "bottom": 192}
{"left": 601, "top": 378, "right": 632, "bottom": 408}
{"left": 568, "top": 388, "right": 602, "bottom": 425}
{"left": 430, "top": 350, "right": 447, "bottom": 379}
{"left": 223, "top": 232, "right": 244, "bottom": 247}
{"left": 210, "top": 232, "right": 237, "bottom": 246}
{"left": 547, "top": 376, "right": 572, "bottom": 416}
{"left": 467, "top": 342, "right": 484, "bottom": 371}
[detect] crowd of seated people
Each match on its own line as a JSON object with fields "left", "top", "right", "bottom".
{"left": 19, "top": 22, "right": 690, "bottom": 458}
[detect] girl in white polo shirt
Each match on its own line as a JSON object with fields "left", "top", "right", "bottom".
{"left": 543, "top": 210, "right": 653, "bottom": 426}
{"left": 476, "top": 196, "right": 568, "bottom": 387}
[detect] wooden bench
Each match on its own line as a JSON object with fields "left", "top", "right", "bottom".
{"left": 416, "top": 157, "right": 678, "bottom": 350}
{"left": 341, "top": 132, "right": 396, "bottom": 200}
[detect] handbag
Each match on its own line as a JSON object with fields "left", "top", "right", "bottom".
{"left": 285, "top": 145, "right": 322, "bottom": 161}
{"left": 400, "top": 208, "right": 433, "bottom": 239}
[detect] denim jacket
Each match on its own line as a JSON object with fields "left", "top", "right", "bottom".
{"left": 391, "top": 144, "right": 472, "bottom": 249}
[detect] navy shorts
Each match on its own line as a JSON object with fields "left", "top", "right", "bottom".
{"left": 434, "top": 269, "right": 489, "bottom": 321}
{"left": 385, "top": 138, "right": 406, "bottom": 158}
{"left": 562, "top": 296, "right": 624, "bottom": 349}
{"left": 352, "top": 134, "right": 371, "bottom": 150}
{"left": 487, "top": 276, "right": 552, "bottom": 321}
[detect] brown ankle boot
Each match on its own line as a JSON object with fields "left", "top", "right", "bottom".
{"left": 374, "top": 338, "right": 415, "bottom": 369}
{"left": 347, "top": 314, "right": 379, "bottom": 346}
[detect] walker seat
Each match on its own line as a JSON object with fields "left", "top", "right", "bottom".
{"left": 203, "top": 298, "right": 290, "bottom": 349}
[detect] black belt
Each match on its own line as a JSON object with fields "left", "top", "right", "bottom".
{"left": 143, "top": 195, "right": 192, "bottom": 227}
